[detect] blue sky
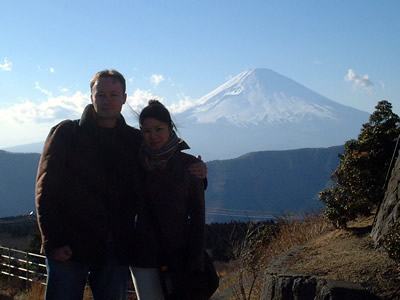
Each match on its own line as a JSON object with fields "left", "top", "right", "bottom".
{"left": 1, "top": 0, "right": 399, "bottom": 148}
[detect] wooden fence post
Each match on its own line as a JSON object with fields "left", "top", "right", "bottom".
{"left": 25, "top": 250, "right": 29, "bottom": 290}
{"left": 8, "top": 247, "right": 11, "bottom": 283}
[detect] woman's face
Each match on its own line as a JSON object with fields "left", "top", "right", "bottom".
{"left": 141, "top": 118, "right": 171, "bottom": 149}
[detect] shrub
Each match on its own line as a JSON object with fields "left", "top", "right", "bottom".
{"left": 384, "top": 219, "right": 400, "bottom": 264}
{"left": 319, "top": 100, "right": 400, "bottom": 228}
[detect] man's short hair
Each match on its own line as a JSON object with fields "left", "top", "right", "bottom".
{"left": 90, "top": 69, "right": 126, "bottom": 94}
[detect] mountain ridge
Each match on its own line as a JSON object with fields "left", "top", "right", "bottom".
{"left": 0, "top": 150, "right": 40, "bottom": 217}
{"left": 0, "top": 146, "right": 342, "bottom": 220}
{"left": 205, "top": 145, "right": 343, "bottom": 222}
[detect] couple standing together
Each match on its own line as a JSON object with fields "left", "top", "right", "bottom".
{"left": 35, "top": 69, "right": 212, "bottom": 299}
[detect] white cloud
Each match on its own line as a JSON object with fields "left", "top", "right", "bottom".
{"left": 0, "top": 86, "right": 196, "bottom": 148}
{"left": 34, "top": 82, "right": 52, "bottom": 96}
{"left": 0, "top": 88, "right": 164, "bottom": 128}
{"left": 168, "top": 93, "right": 196, "bottom": 114}
{"left": 0, "top": 92, "right": 89, "bottom": 125}
{"left": 38, "top": 65, "right": 56, "bottom": 73}
{"left": 0, "top": 92, "right": 90, "bottom": 147}
{"left": 122, "top": 89, "right": 164, "bottom": 125}
{"left": 59, "top": 87, "right": 69, "bottom": 93}
{"left": 150, "top": 74, "right": 165, "bottom": 86}
{"left": 0, "top": 58, "right": 12, "bottom": 71}
{"left": 344, "top": 69, "right": 373, "bottom": 89}
{"left": 125, "top": 89, "right": 196, "bottom": 115}
{"left": 125, "top": 89, "right": 163, "bottom": 112}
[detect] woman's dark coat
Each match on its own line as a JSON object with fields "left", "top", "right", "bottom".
{"left": 132, "top": 147, "right": 206, "bottom": 273}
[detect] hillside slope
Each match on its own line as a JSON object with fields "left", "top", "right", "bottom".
{"left": 0, "top": 151, "right": 40, "bottom": 217}
{"left": 206, "top": 145, "right": 343, "bottom": 222}
{"left": 266, "top": 216, "right": 400, "bottom": 299}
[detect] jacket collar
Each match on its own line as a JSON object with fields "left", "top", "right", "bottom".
{"left": 79, "top": 104, "right": 126, "bottom": 129}
{"left": 178, "top": 139, "right": 190, "bottom": 151}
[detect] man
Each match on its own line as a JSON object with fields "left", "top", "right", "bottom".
{"left": 35, "top": 70, "right": 206, "bottom": 300}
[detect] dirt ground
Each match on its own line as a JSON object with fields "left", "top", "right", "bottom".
{"left": 289, "top": 215, "right": 400, "bottom": 299}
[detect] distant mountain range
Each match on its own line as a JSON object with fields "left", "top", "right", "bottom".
{"left": 0, "top": 150, "right": 40, "bottom": 217}
{"left": 2, "top": 68, "right": 369, "bottom": 161}
{"left": 0, "top": 146, "right": 343, "bottom": 221}
{"left": 205, "top": 145, "right": 343, "bottom": 222}
{"left": 3, "top": 142, "right": 44, "bottom": 154}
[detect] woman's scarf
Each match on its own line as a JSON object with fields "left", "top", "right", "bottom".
{"left": 140, "top": 130, "right": 180, "bottom": 172}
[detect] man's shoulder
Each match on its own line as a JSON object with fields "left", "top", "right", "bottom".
{"left": 49, "top": 119, "right": 79, "bottom": 135}
{"left": 41, "top": 120, "right": 80, "bottom": 154}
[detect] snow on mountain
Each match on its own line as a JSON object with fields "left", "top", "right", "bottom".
{"left": 185, "top": 68, "right": 349, "bottom": 125}
{"left": 175, "top": 68, "right": 370, "bottom": 161}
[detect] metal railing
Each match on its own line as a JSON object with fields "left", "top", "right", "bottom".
{"left": 0, "top": 245, "right": 47, "bottom": 288}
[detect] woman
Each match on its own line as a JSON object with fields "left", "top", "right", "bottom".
{"left": 131, "top": 100, "right": 207, "bottom": 299}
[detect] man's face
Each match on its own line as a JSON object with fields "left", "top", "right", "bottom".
{"left": 91, "top": 77, "right": 126, "bottom": 127}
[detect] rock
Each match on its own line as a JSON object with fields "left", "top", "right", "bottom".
{"left": 261, "top": 274, "right": 378, "bottom": 300}
{"left": 261, "top": 275, "right": 317, "bottom": 300}
{"left": 371, "top": 150, "right": 400, "bottom": 246}
{"left": 316, "top": 279, "right": 379, "bottom": 300}
{"left": 292, "top": 277, "right": 317, "bottom": 300}
{"left": 261, "top": 246, "right": 379, "bottom": 300}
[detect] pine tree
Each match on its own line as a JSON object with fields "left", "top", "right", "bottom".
{"left": 319, "top": 100, "right": 400, "bottom": 228}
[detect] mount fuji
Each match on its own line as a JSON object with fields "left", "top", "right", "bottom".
{"left": 176, "top": 68, "right": 370, "bottom": 161}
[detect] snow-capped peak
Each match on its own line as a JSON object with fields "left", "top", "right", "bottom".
{"left": 185, "top": 68, "right": 340, "bottom": 126}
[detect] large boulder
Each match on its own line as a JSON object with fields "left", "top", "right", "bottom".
{"left": 371, "top": 150, "right": 400, "bottom": 246}
{"left": 261, "top": 245, "right": 378, "bottom": 300}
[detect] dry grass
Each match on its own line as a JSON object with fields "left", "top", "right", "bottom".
{"left": 262, "top": 211, "right": 332, "bottom": 264}
{"left": 290, "top": 215, "right": 400, "bottom": 299}
{"left": 0, "top": 278, "right": 95, "bottom": 300}
{"left": 0, "top": 279, "right": 137, "bottom": 300}
{"left": 0, "top": 278, "right": 44, "bottom": 299}
{"left": 0, "top": 233, "right": 32, "bottom": 252}
{"left": 213, "top": 213, "right": 400, "bottom": 299}
{"left": 214, "top": 211, "right": 331, "bottom": 299}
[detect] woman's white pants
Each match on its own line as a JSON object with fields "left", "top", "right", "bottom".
{"left": 130, "top": 267, "right": 165, "bottom": 300}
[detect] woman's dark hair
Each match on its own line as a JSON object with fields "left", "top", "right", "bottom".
{"left": 139, "top": 100, "right": 176, "bottom": 129}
